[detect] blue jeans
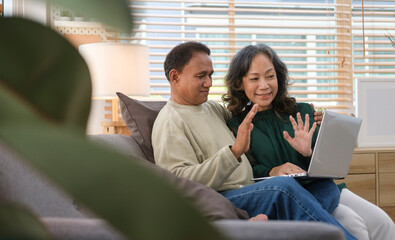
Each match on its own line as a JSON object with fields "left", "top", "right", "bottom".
{"left": 302, "top": 179, "right": 340, "bottom": 214}
{"left": 220, "top": 177, "right": 356, "bottom": 240}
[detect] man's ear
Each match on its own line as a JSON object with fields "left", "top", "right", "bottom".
{"left": 169, "top": 69, "right": 179, "bottom": 85}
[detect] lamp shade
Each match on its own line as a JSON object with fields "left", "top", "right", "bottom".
{"left": 79, "top": 43, "right": 150, "bottom": 98}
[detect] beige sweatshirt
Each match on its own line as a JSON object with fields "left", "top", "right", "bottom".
{"left": 152, "top": 100, "right": 253, "bottom": 192}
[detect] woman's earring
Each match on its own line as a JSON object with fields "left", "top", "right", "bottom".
{"left": 247, "top": 101, "right": 252, "bottom": 106}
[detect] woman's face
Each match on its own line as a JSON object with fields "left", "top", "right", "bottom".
{"left": 241, "top": 53, "right": 278, "bottom": 112}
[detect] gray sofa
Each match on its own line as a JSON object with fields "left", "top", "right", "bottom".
{"left": 0, "top": 134, "right": 345, "bottom": 240}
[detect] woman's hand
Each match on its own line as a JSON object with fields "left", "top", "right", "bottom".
{"left": 283, "top": 112, "right": 317, "bottom": 157}
{"left": 269, "top": 162, "right": 306, "bottom": 176}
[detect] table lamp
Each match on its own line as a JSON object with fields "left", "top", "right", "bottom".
{"left": 79, "top": 42, "right": 150, "bottom": 134}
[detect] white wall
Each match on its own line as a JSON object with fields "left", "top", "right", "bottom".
{"left": 357, "top": 78, "right": 395, "bottom": 147}
{"left": 5, "top": 0, "right": 48, "bottom": 25}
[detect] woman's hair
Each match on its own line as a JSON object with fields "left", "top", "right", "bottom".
{"left": 222, "top": 43, "right": 296, "bottom": 116}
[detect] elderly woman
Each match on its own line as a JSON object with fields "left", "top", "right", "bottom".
{"left": 222, "top": 43, "right": 394, "bottom": 240}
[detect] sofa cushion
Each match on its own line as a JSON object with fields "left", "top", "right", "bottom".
{"left": 0, "top": 142, "right": 87, "bottom": 218}
{"left": 89, "top": 134, "right": 146, "bottom": 160}
{"left": 117, "top": 92, "right": 166, "bottom": 163}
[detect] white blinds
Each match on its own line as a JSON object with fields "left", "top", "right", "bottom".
{"left": 352, "top": 0, "right": 395, "bottom": 80}
{"left": 108, "top": 0, "right": 359, "bottom": 112}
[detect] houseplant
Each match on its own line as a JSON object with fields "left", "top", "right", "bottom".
{"left": 59, "top": 9, "right": 72, "bottom": 21}
{"left": 0, "top": 0, "right": 226, "bottom": 239}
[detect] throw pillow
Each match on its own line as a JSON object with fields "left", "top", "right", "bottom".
{"left": 117, "top": 92, "right": 166, "bottom": 163}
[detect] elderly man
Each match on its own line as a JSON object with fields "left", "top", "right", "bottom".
{"left": 152, "top": 41, "right": 357, "bottom": 240}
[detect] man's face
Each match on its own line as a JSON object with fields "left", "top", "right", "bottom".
{"left": 171, "top": 52, "right": 214, "bottom": 106}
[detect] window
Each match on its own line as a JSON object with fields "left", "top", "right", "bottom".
{"left": 101, "top": 0, "right": 394, "bottom": 114}
{"left": 352, "top": 0, "right": 395, "bottom": 80}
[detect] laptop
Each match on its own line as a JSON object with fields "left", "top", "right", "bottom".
{"left": 252, "top": 111, "right": 362, "bottom": 181}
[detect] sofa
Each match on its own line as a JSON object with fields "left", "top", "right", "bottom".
{"left": 0, "top": 132, "right": 345, "bottom": 240}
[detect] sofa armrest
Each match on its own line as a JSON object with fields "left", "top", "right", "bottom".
{"left": 213, "top": 220, "right": 345, "bottom": 240}
{"left": 42, "top": 218, "right": 345, "bottom": 240}
{"left": 42, "top": 217, "right": 125, "bottom": 240}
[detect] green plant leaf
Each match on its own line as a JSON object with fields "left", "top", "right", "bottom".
{"left": 50, "top": 0, "right": 132, "bottom": 33}
{"left": 0, "top": 18, "right": 226, "bottom": 240}
{"left": 0, "top": 201, "right": 51, "bottom": 239}
{"left": 0, "top": 124, "right": 226, "bottom": 240}
{"left": 0, "top": 18, "right": 91, "bottom": 133}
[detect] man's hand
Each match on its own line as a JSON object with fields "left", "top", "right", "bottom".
{"left": 310, "top": 103, "right": 323, "bottom": 126}
{"left": 231, "top": 104, "right": 258, "bottom": 160}
{"left": 269, "top": 162, "right": 306, "bottom": 177}
{"left": 283, "top": 113, "right": 316, "bottom": 157}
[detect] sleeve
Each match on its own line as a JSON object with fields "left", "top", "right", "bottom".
{"left": 252, "top": 164, "right": 271, "bottom": 178}
{"left": 153, "top": 113, "right": 241, "bottom": 191}
{"left": 228, "top": 115, "right": 271, "bottom": 177}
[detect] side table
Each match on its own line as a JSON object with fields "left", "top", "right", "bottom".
{"left": 101, "top": 121, "right": 130, "bottom": 135}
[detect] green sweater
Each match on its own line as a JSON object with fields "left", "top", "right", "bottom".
{"left": 228, "top": 103, "right": 318, "bottom": 178}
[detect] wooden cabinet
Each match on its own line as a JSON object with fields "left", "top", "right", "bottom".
{"left": 335, "top": 148, "right": 395, "bottom": 223}
{"left": 379, "top": 153, "right": 395, "bottom": 213}
{"left": 338, "top": 174, "right": 376, "bottom": 204}
{"left": 348, "top": 153, "right": 375, "bottom": 174}
{"left": 335, "top": 153, "right": 376, "bottom": 204}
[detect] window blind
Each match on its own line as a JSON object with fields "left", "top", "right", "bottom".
{"left": 352, "top": 0, "right": 395, "bottom": 81}
{"left": 106, "top": 0, "right": 355, "bottom": 113}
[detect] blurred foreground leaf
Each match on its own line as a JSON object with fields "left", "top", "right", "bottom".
{"left": 0, "top": 18, "right": 226, "bottom": 240}
{"left": 0, "top": 202, "right": 50, "bottom": 239}
{"left": 0, "top": 18, "right": 91, "bottom": 133}
{"left": 0, "top": 124, "right": 225, "bottom": 240}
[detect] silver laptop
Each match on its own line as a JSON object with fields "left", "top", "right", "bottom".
{"left": 252, "top": 111, "right": 362, "bottom": 181}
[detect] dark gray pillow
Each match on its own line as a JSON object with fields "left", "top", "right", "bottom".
{"left": 117, "top": 92, "right": 166, "bottom": 163}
